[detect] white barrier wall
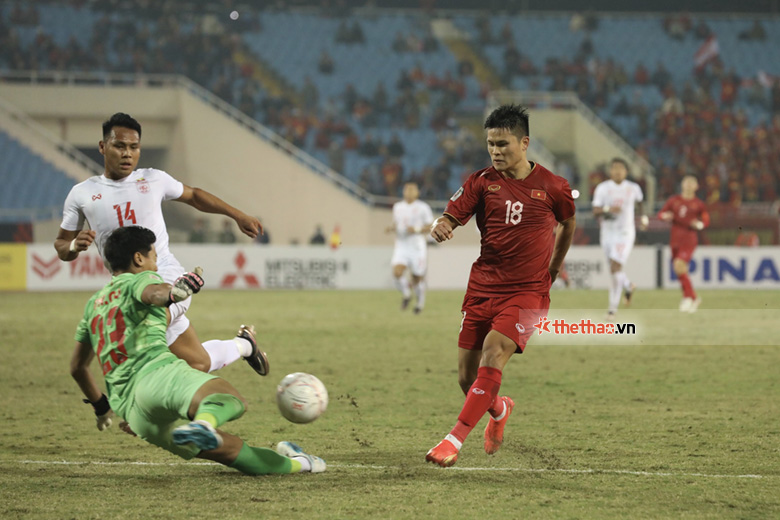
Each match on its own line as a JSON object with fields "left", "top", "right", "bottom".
{"left": 18, "top": 244, "right": 661, "bottom": 291}
{"left": 662, "top": 247, "right": 780, "bottom": 289}
{"left": 22, "top": 244, "right": 780, "bottom": 292}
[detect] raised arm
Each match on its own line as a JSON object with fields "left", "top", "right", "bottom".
{"left": 176, "top": 185, "right": 263, "bottom": 239}
{"left": 54, "top": 228, "right": 96, "bottom": 261}
{"left": 141, "top": 267, "right": 205, "bottom": 308}
{"left": 549, "top": 215, "right": 576, "bottom": 283}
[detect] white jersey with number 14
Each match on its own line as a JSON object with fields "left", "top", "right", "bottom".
{"left": 60, "top": 168, "right": 184, "bottom": 270}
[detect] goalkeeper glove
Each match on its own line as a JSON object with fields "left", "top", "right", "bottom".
{"left": 168, "top": 267, "right": 204, "bottom": 306}
{"left": 83, "top": 394, "right": 113, "bottom": 431}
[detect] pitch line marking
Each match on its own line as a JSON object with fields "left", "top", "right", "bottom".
{"left": 14, "top": 460, "right": 767, "bottom": 479}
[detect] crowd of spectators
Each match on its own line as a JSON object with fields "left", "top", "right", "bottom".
{"left": 391, "top": 28, "right": 439, "bottom": 53}
{"left": 488, "top": 13, "right": 780, "bottom": 204}
{"left": 1, "top": 3, "right": 488, "bottom": 199}
{"left": 3, "top": 3, "right": 780, "bottom": 206}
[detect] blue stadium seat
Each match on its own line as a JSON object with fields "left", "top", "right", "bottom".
{"left": 0, "top": 130, "right": 76, "bottom": 222}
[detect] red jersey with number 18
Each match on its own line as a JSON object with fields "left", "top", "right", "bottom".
{"left": 444, "top": 163, "right": 576, "bottom": 297}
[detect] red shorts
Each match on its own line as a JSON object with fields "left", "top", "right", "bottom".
{"left": 458, "top": 293, "right": 551, "bottom": 354}
{"left": 671, "top": 244, "right": 696, "bottom": 263}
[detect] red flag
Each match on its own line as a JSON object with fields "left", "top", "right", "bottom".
{"left": 694, "top": 35, "right": 719, "bottom": 70}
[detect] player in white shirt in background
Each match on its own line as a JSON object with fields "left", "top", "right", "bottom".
{"left": 54, "top": 113, "right": 269, "bottom": 377}
{"left": 592, "top": 158, "right": 648, "bottom": 320}
{"left": 387, "top": 182, "right": 434, "bottom": 314}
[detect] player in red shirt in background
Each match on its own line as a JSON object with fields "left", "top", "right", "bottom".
{"left": 658, "top": 175, "right": 710, "bottom": 312}
{"left": 426, "top": 105, "right": 577, "bottom": 467}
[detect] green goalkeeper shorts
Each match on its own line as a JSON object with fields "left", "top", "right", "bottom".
{"left": 124, "top": 358, "right": 218, "bottom": 460}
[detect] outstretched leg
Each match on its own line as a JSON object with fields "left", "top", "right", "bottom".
{"left": 176, "top": 378, "right": 324, "bottom": 474}
{"left": 426, "top": 330, "right": 516, "bottom": 467}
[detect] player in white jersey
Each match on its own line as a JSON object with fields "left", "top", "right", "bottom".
{"left": 54, "top": 113, "right": 269, "bottom": 376}
{"left": 592, "top": 158, "right": 648, "bottom": 319}
{"left": 387, "top": 182, "right": 434, "bottom": 314}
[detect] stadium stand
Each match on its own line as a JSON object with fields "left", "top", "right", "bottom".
{"left": 0, "top": 129, "right": 76, "bottom": 222}
{"left": 453, "top": 13, "right": 780, "bottom": 203}
{"left": 2, "top": 2, "right": 779, "bottom": 207}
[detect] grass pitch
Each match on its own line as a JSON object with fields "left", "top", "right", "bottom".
{"left": 1, "top": 288, "right": 779, "bottom": 519}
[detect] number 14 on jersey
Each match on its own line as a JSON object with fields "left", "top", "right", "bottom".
{"left": 113, "top": 202, "right": 137, "bottom": 227}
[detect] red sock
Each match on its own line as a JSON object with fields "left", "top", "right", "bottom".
{"left": 461, "top": 377, "right": 503, "bottom": 418}
{"left": 679, "top": 274, "right": 695, "bottom": 299}
{"left": 450, "top": 367, "right": 502, "bottom": 443}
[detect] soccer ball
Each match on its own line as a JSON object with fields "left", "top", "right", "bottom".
{"left": 276, "top": 372, "right": 328, "bottom": 424}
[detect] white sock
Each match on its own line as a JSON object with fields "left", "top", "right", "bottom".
{"left": 394, "top": 276, "right": 411, "bottom": 298}
{"left": 233, "top": 337, "right": 253, "bottom": 357}
{"left": 444, "top": 434, "right": 463, "bottom": 451}
{"left": 292, "top": 456, "right": 311, "bottom": 472}
{"left": 618, "top": 271, "right": 632, "bottom": 291}
{"left": 491, "top": 399, "right": 507, "bottom": 421}
{"left": 414, "top": 280, "right": 426, "bottom": 309}
{"left": 609, "top": 273, "right": 621, "bottom": 312}
{"left": 202, "top": 339, "right": 245, "bottom": 372}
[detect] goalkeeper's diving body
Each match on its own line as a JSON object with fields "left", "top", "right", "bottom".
{"left": 70, "top": 226, "right": 325, "bottom": 475}
{"left": 54, "top": 112, "right": 267, "bottom": 376}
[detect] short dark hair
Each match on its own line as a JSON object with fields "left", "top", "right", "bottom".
{"left": 104, "top": 226, "right": 156, "bottom": 272}
{"left": 611, "top": 157, "right": 630, "bottom": 173}
{"left": 484, "top": 104, "right": 530, "bottom": 138}
{"left": 102, "top": 112, "right": 142, "bottom": 140}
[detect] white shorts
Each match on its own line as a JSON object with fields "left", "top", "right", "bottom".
{"left": 158, "top": 258, "right": 190, "bottom": 345}
{"left": 391, "top": 247, "right": 427, "bottom": 277}
{"left": 601, "top": 238, "right": 635, "bottom": 266}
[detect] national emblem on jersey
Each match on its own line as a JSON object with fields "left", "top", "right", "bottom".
{"left": 136, "top": 178, "right": 150, "bottom": 194}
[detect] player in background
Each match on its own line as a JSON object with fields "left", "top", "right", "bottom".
{"left": 658, "top": 175, "right": 710, "bottom": 312}
{"left": 54, "top": 113, "right": 268, "bottom": 376}
{"left": 426, "top": 104, "right": 576, "bottom": 467}
{"left": 592, "top": 158, "right": 648, "bottom": 320}
{"left": 386, "top": 182, "right": 434, "bottom": 313}
{"left": 71, "top": 226, "right": 325, "bottom": 475}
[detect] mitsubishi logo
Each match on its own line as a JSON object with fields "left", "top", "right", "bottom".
{"left": 220, "top": 251, "right": 260, "bottom": 288}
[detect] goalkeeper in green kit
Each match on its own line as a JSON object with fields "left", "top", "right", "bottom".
{"left": 70, "top": 225, "right": 325, "bottom": 475}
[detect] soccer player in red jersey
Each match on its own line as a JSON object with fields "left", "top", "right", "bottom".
{"left": 426, "top": 105, "right": 577, "bottom": 467}
{"left": 658, "top": 175, "right": 710, "bottom": 312}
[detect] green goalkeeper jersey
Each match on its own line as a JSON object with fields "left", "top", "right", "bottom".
{"left": 75, "top": 271, "right": 178, "bottom": 418}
